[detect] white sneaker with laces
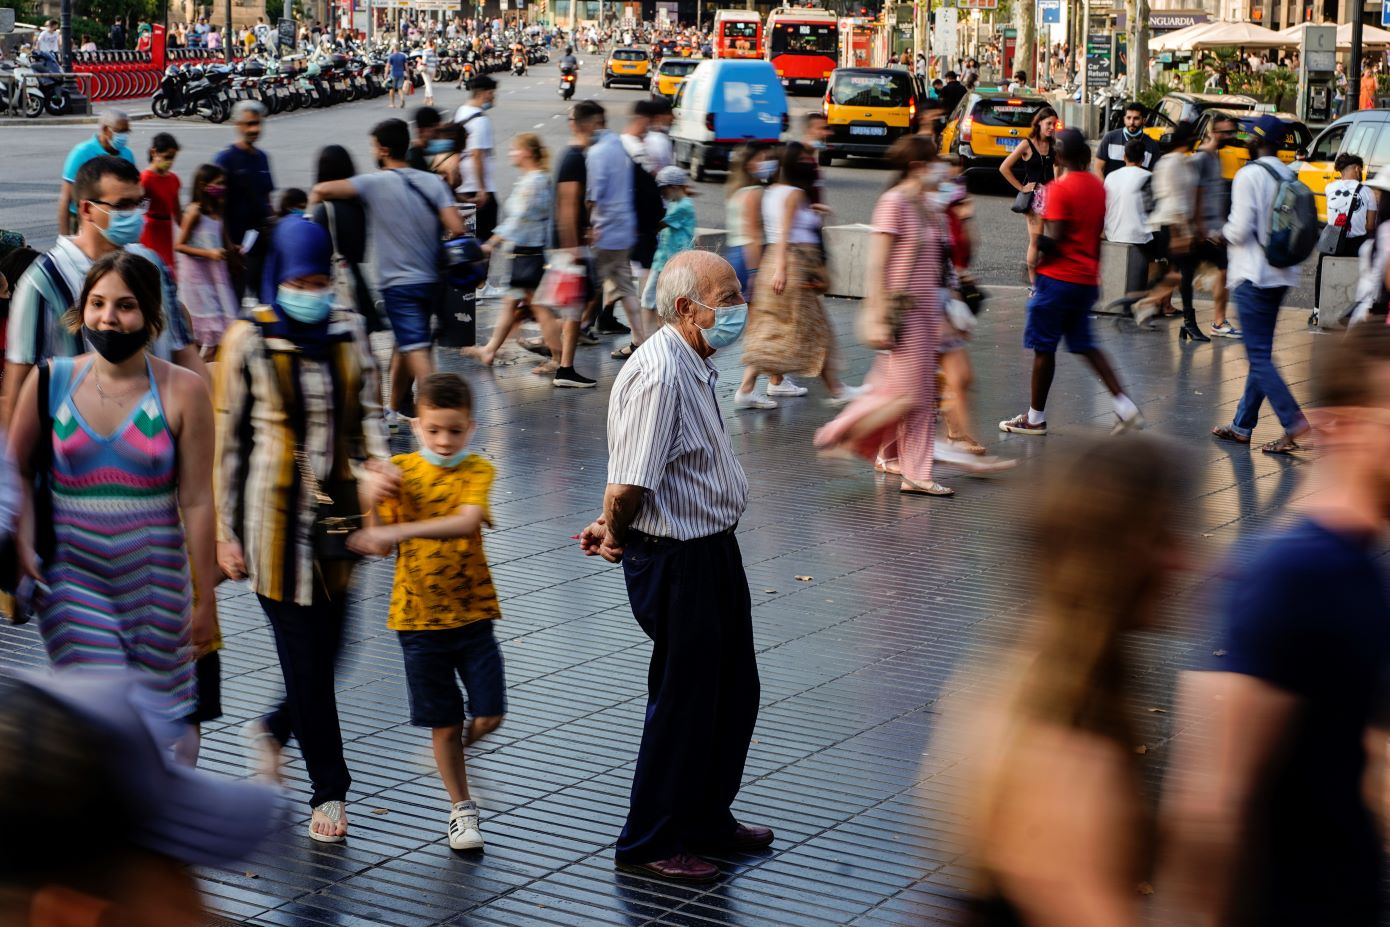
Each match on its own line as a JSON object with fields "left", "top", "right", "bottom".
{"left": 825, "top": 383, "right": 868, "bottom": 408}
{"left": 766, "top": 377, "right": 808, "bottom": 398}
{"left": 449, "top": 800, "right": 484, "bottom": 850}
{"left": 734, "top": 390, "right": 777, "bottom": 410}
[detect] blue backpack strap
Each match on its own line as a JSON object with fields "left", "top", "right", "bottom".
{"left": 32, "top": 253, "right": 77, "bottom": 364}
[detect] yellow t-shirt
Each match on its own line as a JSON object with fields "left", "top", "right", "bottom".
{"left": 380, "top": 452, "right": 501, "bottom": 632}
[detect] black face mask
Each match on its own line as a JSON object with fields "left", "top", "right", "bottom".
{"left": 1218, "top": 136, "right": 1239, "bottom": 149}
{"left": 83, "top": 325, "right": 148, "bottom": 363}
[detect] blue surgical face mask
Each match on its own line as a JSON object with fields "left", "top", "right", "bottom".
{"left": 417, "top": 444, "right": 469, "bottom": 468}
{"left": 95, "top": 204, "right": 146, "bottom": 246}
{"left": 426, "top": 138, "right": 454, "bottom": 155}
{"left": 480, "top": 100, "right": 494, "bottom": 111}
{"left": 110, "top": 131, "right": 130, "bottom": 149}
{"left": 752, "top": 161, "right": 776, "bottom": 182}
{"left": 692, "top": 298, "right": 747, "bottom": 349}
{"left": 276, "top": 284, "right": 334, "bottom": 323}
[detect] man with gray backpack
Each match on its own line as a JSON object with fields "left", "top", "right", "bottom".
{"left": 1211, "top": 114, "right": 1318, "bottom": 455}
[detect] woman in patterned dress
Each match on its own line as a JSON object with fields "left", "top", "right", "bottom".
{"left": 814, "top": 136, "right": 955, "bottom": 496}
{"left": 8, "top": 251, "right": 218, "bottom": 725}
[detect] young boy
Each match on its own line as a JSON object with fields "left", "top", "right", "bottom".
{"left": 639, "top": 165, "right": 697, "bottom": 314}
{"left": 348, "top": 373, "right": 505, "bottom": 850}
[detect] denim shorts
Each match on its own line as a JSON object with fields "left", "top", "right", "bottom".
{"left": 397, "top": 621, "right": 507, "bottom": 729}
{"left": 1024, "top": 274, "right": 1098, "bottom": 354}
{"left": 381, "top": 282, "right": 439, "bottom": 353}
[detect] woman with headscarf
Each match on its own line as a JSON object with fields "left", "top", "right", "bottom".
{"left": 214, "top": 217, "right": 397, "bottom": 844}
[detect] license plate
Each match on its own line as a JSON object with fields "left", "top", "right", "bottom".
{"left": 999, "top": 137, "right": 1021, "bottom": 150}
{"left": 850, "top": 125, "right": 887, "bottom": 136}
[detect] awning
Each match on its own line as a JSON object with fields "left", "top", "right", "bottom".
{"left": 1275, "top": 21, "right": 1390, "bottom": 49}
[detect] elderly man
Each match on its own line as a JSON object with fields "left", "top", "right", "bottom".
{"left": 57, "top": 110, "right": 134, "bottom": 236}
{"left": 580, "top": 251, "right": 770, "bottom": 883}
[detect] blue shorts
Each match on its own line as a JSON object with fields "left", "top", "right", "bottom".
{"left": 381, "top": 282, "right": 438, "bottom": 353}
{"left": 398, "top": 621, "right": 507, "bottom": 729}
{"left": 1023, "top": 275, "right": 1099, "bottom": 354}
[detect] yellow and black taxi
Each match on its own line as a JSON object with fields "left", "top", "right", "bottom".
{"left": 939, "top": 89, "right": 1051, "bottom": 177}
{"left": 1183, "top": 108, "right": 1311, "bottom": 181}
{"left": 820, "top": 67, "right": 927, "bottom": 164}
{"left": 1294, "top": 108, "right": 1390, "bottom": 220}
{"left": 656, "top": 56, "right": 701, "bottom": 100}
{"left": 603, "top": 47, "right": 652, "bottom": 90}
{"left": 1144, "top": 91, "right": 1257, "bottom": 141}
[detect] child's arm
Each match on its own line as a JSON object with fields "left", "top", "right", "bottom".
{"left": 349, "top": 503, "right": 486, "bottom": 556}
{"left": 174, "top": 205, "right": 222, "bottom": 260}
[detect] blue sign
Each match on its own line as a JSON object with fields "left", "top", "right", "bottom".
{"left": 1040, "top": 0, "right": 1061, "bottom": 24}
{"left": 1384, "top": 1, "right": 1390, "bottom": 26}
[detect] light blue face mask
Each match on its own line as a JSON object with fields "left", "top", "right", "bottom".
{"left": 692, "top": 298, "right": 748, "bottom": 349}
{"left": 418, "top": 445, "right": 469, "bottom": 468}
{"left": 96, "top": 205, "right": 146, "bottom": 247}
{"left": 425, "top": 138, "right": 454, "bottom": 155}
{"left": 110, "top": 131, "right": 130, "bottom": 150}
{"left": 276, "top": 284, "right": 334, "bottom": 323}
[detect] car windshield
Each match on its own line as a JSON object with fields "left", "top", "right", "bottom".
{"left": 663, "top": 60, "right": 699, "bottom": 74}
{"left": 1234, "top": 117, "right": 1311, "bottom": 150}
{"left": 830, "top": 71, "right": 912, "bottom": 107}
{"left": 614, "top": 49, "right": 646, "bottom": 61}
{"left": 973, "top": 98, "right": 1043, "bottom": 128}
{"left": 722, "top": 22, "right": 758, "bottom": 38}
{"left": 769, "top": 23, "right": 836, "bottom": 54}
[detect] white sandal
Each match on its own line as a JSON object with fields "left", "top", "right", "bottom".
{"left": 309, "top": 800, "right": 347, "bottom": 843}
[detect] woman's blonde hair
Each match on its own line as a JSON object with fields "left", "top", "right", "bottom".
{"left": 513, "top": 132, "right": 549, "bottom": 171}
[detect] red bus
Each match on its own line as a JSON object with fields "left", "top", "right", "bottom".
{"left": 765, "top": 6, "right": 838, "bottom": 93}
{"left": 713, "top": 10, "right": 762, "bottom": 59}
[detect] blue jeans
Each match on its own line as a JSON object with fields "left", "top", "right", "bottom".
{"left": 381, "top": 282, "right": 439, "bottom": 353}
{"left": 1231, "top": 282, "right": 1307, "bottom": 438}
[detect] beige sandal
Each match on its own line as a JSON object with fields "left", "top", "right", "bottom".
{"left": 900, "top": 479, "right": 955, "bottom": 497}
{"left": 309, "top": 800, "right": 347, "bottom": 843}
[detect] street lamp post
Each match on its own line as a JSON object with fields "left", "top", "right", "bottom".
{"left": 1350, "top": 0, "right": 1365, "bottom": 110}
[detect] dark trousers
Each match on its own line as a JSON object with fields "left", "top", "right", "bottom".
{"left": 615, "top": 531, "right": 760, "bottom": 864}
{"left": 259, "top": 592, "right": 351, "bottom": 808}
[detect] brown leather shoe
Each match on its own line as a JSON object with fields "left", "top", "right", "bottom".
{"left": 615, "top": 852, "right": 719, "bottom": 882}
{"left": 692, "top": 823, "right": 775, "bottom": 852}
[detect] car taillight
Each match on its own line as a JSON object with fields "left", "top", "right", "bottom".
{"left": 705, "top": 113, "right": 715, "bottom": 131}
{"left": 909, "top": 98, "right": 916, "bottom": 121}
{"left": 961, "top": 115, "right": 973, "bottom": 142}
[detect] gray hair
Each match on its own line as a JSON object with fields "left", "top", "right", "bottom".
{"left": 97, "top": 109, "right": 128, "bottom": 129}
{"left": 655, "top": 260, "right": 703, "bottom": 323}
{"left": 232, "top": 100, "right": 267, "bottom": 121}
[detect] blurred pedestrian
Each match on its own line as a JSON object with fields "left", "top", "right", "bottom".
{"left": 1000, "top": 106, "right": 1057, "bottom": 290}
{"left": 745, "top": 144, "right": 858, "bottom": 404}
{"left": 999, "top": 129, "right": 1145, "bottom": 437}
{"left": 176, "top": 165, "right": 239, "bottom": 358}
{"left": 580, "top": 250, "right": 769, "bottom": 884}
{"left": 454, "top": 75, "right": 499, "bottom": 241}
{"left": 57, "top": 110, "right": 135, "bottom": 237}
{"left": 214, "top": 218, "right": 396, "bottom": 843}
{"left": 213, "top": 101, "right": 274, "bottom": 299}
{"left": 1315, "top": 153, "right": 1377, "bottom": 325}
{"left": 946, "top": 434, "right": 1186, "bottom": 926}
{"left": 309, "top": 145, "right": 378, "bottom": 331}
{"left": 1210, "top": 114, "right": 1308, "bottom": 455}
{"left": 1184, "top": 114, "right": 1240, "bottom": 339}
{"left": 139, "top": 133, "right": 183, "bottom": 275}
{"left": 0, "top": 671, "right": 279, "bottom": 927}
{"left": 1163, "top": 323, "right": 1390, "bottom": 927}
{"left": 7, "top": 252, "right": 218, "bottom": 739}
{"left": 1103, "top": 139, "right": 1156, "bottom": 302}
{"left": 1134, "top": 120, "right": 1197, "bottom": 329}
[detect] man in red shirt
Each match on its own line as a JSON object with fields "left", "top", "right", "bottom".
{"left": 1000, "top": 128, "right": 1145, "bottom": 436}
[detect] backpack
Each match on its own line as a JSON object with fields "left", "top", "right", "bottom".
{"left": 1254, "top": 160, "right": 1317, "bottom": 269}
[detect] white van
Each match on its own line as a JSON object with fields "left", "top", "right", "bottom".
{"left": 670, "top": 58, "right": 789, "bottom": 181}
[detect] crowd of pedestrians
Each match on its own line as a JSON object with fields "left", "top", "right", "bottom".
{"left": 6, "top": 51, "right": 1390, "bottom": 927}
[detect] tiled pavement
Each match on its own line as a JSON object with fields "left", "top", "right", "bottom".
{"left": 0, "top": 289, "right": 1330, "bottom": 926}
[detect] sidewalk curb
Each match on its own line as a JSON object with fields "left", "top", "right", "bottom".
{"left": 0, "top": 105, "right": 155, "bottom": 127}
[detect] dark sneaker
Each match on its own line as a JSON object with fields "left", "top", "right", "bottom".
{"left": 594, "top": 306, "right": 631, "bottom": 335}
{"left": 999, "top": 413, "right": 1047, "bottom": 436}
{"left": 522, "top": 337, "right": 552, "bottom": 357}
{"left": 553, "top": 368, "right": 597, "bottom": 388}
{"left": 577, "top": 328, "right": 600, "bottom": 346}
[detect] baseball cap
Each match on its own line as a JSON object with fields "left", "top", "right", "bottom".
{"left": 0, "top": 671, "right": 282, "bottom": 875}
{"left": 1249, "top": 113, "right": 1286, "bottom": 144}
{"left": 656, "top": 165, "right": 690, "bottom": 188}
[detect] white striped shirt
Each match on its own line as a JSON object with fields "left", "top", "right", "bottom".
{"left": 607, "top": 324, "right": 748, "bottom": 541}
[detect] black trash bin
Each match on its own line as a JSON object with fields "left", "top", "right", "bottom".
{"left": 435, "top": 203, "right": 477, "bottom": 348}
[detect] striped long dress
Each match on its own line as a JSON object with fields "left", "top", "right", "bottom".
{"left": 37, "top": 356, "right": 195, "bottom": 722}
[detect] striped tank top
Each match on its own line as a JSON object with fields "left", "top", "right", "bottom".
{"left": 36, "top": 356, "right": 195, "bottom": 722}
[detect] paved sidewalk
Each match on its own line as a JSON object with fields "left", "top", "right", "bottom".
{"left": 0, "top": 291, "right": 1327, "bottom": 927}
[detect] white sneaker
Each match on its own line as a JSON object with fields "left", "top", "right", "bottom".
{"left": 825, "top": 383, "right": 868, "bottom": 408}
{"left": 734, "top": 390, "right": 777, "bottom": 410}
{"left": 933, "top": 439, "right": 1017, "bottom": 473}
{"left": 766, "top": 377, "right": 809, "bottom": 398}
{"left": 449, "top": 800, "right": 484, "bottom": 850}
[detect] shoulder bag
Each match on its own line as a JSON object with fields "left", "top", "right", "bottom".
{"left": 1317, "top": 182, "right": 1363, "bottom": 257}
{"left": 1010, "top": 140, "right": 1038, "bottom": 213}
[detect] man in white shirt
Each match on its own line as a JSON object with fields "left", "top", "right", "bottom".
{"left": 453, "top": 75, "right": 498, "bottom": 240}
{"left": 35, "top": 20, "right": 62, "bottom": 56}
{"left": 1103, "top": 140, "right": 1155, "bottom": 299}
{"left": 1212, "top": 114, "right": 1307, "bottom": 454}
{"left": 643, "top": 98, "right": 674, "bottom": 173}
